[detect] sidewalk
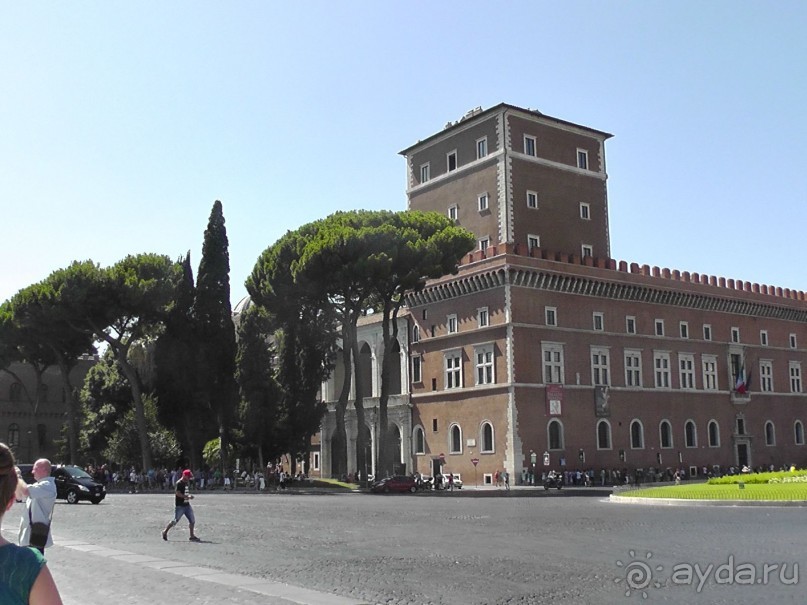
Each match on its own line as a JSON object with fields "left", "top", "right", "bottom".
{"left": 2, "top": 522, "right": 370, "bottom": 605}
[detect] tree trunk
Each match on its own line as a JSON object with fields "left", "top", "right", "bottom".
{"left": 54, "top": 355, "right": 79, "bottom": 465}
{"left": 351, "top": 334, "right": 367, "bottom": 484}
{"left": 377, "top": 300, "right": 401, "bottom": 478}
{"left": 331, "top": 322, "right": 353, "bottom": 479}
{"left": 110, "top": 343, "right": 153, "bottom": 472}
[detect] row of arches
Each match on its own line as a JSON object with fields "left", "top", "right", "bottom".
{"left": 546, "top": 418, "right": 807, "bottom": 451}
{"left": 412, "top": 421, "right": 496, "bottom": 456}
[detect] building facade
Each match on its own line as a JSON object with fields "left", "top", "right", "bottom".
{"left": 1, "top": 358, "right": 95, "bottom": 463}
{"left": 393, "top": 103, "right": 807, "bottom": 486}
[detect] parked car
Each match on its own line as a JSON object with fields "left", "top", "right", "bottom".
{"left": 51, "top": 465, "right": 106, "bottom": 504}
{"left": 441, "top": 473, "right": 463, "bottom": 489}
{"left": 371, "top": 475, "right": 418, "bottom": 494}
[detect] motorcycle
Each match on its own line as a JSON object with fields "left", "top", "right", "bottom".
{"left": 543, "top": 471, "right": 563, "bottom": 490}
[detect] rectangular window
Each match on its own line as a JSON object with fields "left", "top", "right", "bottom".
{"left": 445, "top": 352, "right": 462, "bottom": 389}
{"left": 790, "top": 362, "right": 802, "bottom": 393}
{"left": 526, "top": 190, "right": 538, "bottom": 209}
{"left": 655, "top": 319, "right": 665, "bottom": 337}
{"left": 625, "top": 350, "right": 642, "bottom": 388}
{"left": 679, "top": 354, "right": 696, "bottom": 390}
{"left": 760, "top": 330, "right": 768, "bottom": 346}
{"left": 312, "top": 452, "right": 320, "bottom": 470}
{"left": 447, "top": 150, "right": 457, "bottom": 172}
{"left": 476, "top": 137, "right": 488, "bottom": 159}
{"left": 680, "top": 322, "right": 689, "bottom": 339}
{"left": 591, "top": 347, "right": 610, "bottom": 386}
{"left": 580, "top": 203, "right": 590, "bottom": 220}
{"left": 731, "top": 327, "right": 740, "bottom": 343}
{"left": 479, "top": 238, "right": 490, "bottom": 252}
{"left": 448, "top": 204, "right": 458, "bottom": 221}
{"left": 593, "top": 312, "right": 604, "bottom": 331}
{"left": 702, "top": 356, "right": 718, "bottom": 390}
{"left": 760, "top": 360, "right": 773, "bottom": 392}
{"left": 654, "top": 352, "right": 671, "bottom": 388}
{"left": 412, "top": 355, "right": 422, "bottom": 383}
{"left": 524, "top": 135, "right": 536, "bottom": 156}
{"left": 447, "top": 314, "right": 458, "bottom": 334}
{"left": 420, "top": 163, "right": 430, "bottom": 183}
{"left": 545, "top": 307, "right": 557, "bottom": 327}
{"left": 432, "top": 418, "right": 438, "bottom": 432}
{"left": 626, "top": 316, "right": 636, "bottom": 334}
{"left": 542, "top": 343, "right": 564, "bottom": 384}
{"left": 475, "top": 344, "right": 495, "bottom": 385}
{"left": 703, "top": 324, "right": 712, "bottom": 341}
{"left": 527, "top": 234, "right": 540, "bottom": 250}
{"left": 477, "top": 192, "right": 489, "bottom": 212}
{"left": 581, "top": 244, "right": 593, "bottom": 258}
{"left": 477, "top": 307, "right": 489, "bottom": 328}
{"left": 790, "top": 334, "right": 798, "bottom": 349}
{"left": 577, "top": 149, "right": 588, "bottom": 169}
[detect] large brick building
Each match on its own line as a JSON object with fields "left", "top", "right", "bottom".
{"left": 316, "top": 103, "right": 807, "bottom": 485}
{"left": 397, "top": 103, "right": 807, "bottom": 485}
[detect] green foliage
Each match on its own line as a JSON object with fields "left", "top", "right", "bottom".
{"left": 79, "top": 351, "right": 131, "bottom": 459}
{"left": 619, "top": 483, "right": 807, "bottom": 501}
{"left": 707, "top": 469, "right": 807, "bottom": 485}
{"left": 202, "top": 437, "right": 234, "bottom": 469}
{"left": 102, "top": 395, "right": 180, "bottom": 469}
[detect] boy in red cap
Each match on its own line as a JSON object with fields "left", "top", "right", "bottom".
{"left": 161, "top": 469, "right": 200, "bottom": 542}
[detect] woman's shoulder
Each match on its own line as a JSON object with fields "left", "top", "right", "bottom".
{"left": 1, "top": 543, "right": 46, "bottom": 565}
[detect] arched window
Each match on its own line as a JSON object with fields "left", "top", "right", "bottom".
{"left": 708, "top": 420, "right": 720, "bottom": 447}
{"left": 795, "top": 421, "right": 805, "bottom": 446}
{"left": 659, "top": 420, "right": 673, "bottom": 449}
{"left": 596, "top": 420, "right": 611, "bottom": 449}
{"left": 413, "top": 427, "right": 425, "bottom": 455}
{"left": 481, "top": 422, "right": 494, "bottom": 453}
{"left": 449, "top": 424, "right": 462, "bottom": 454}
{"left": 685, "top": 420, "right": 697, "bottom": 448}
{"left": 548, "top": 419, "right": 564, "bottom": 450}
{"left": 765, "top": 421, "right": 776, "bottom": 446}
{"left": 630, "top": 420, "right": 644, "bottom": 449}
{"left": 412, "top": 325, "right": 420, "bottom": 343}
{"left": 8, "top": 423, "right": 20, "bottom": 448}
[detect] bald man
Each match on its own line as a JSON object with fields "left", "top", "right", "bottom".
{"left": 15, "top": 458, "right": 57, "bottom": 554}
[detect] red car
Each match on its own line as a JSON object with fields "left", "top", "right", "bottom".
{"left": 371, "top": 475, "right": 417, "bottom": 493}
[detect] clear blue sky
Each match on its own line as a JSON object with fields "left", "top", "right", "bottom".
{"left": 2, "top": 3, "right": 805, "bottom": 307}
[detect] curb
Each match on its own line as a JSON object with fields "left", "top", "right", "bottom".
{"left": 609, "top": 494, "right": 807, "bottom": 507}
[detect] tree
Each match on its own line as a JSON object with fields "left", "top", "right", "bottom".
{"left": 153, "top": 252, "right": 208, "bottom": 469}
{"left": 51, "top": 256, "right": 180, "bottom": 471}
{"left": 235, "top": 304, "right": 280, "bottom": 469}
{"left": 247, "top": 222, "right": 338, "bottom": 473}
{"left": 103, "top": 394, "right": 180, "bottom": 470}
{"left": 193, "top": 201, "right": 239, "bottom": 475}
{"left": 368, "top": 211, "right": 475, "bottom": 476}
{"left": 78, "top": 351, "right": 132, "bottom": 463}
{"left": 4, "top": 279, "right": 97, "bottom": 463}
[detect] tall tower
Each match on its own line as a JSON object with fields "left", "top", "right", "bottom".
{"left": 399, "top": 103, "right": 613, "bottom": 260}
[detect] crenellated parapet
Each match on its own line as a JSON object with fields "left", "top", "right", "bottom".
{"left": 456, "top": 242, "right": 806, "bottom": 303}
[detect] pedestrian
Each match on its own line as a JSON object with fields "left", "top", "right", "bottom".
{"left": 494, "top": 470, "right": 500, "bottom": 488}
{"left": 503, "top": 470, "right": 510, "bottom": 490}
{"left": 447, "top": 473, "right": 454, "bottom": 491}
{"left": 1, "top": 443, "right": 64, "bottom": 604}
{"left": 15, "top": 458, "right": 57, "bottom": 555}
{"left": 162, "top": 469, "right": 201, "bottom": 542}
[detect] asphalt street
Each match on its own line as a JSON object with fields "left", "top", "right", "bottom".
{"left": 2, "top": 486, "right": 805, "bottom": 605}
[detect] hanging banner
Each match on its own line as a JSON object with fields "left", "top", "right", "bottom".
{"left": 546, "top": 384, "right": 563, "bottom": 415}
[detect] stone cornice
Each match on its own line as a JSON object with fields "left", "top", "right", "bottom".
{"left": 406, "top": 260, "right": 807, "bottom": 323}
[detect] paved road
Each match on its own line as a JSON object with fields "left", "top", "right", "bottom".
{"left": 2, "top": 487, "right": 805, "bottom": 604}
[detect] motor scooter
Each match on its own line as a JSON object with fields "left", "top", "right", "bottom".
{"left": 543, "top": 471, "right": 563, "bottom": 490}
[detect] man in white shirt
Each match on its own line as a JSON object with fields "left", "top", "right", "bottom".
{"left": 15, "top": 458, "right": 57, "bottom": 554}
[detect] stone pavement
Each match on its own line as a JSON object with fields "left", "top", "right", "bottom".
{"left": 3, "top": 489, "right": 806, "bottom": 605}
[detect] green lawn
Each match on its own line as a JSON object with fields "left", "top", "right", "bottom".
{"left": 618, "top": 482, "right": 807, "bottom": 501}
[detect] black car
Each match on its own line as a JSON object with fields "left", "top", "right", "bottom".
{"left": 51, "top": 465, "right": 106, "bottom": 504}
